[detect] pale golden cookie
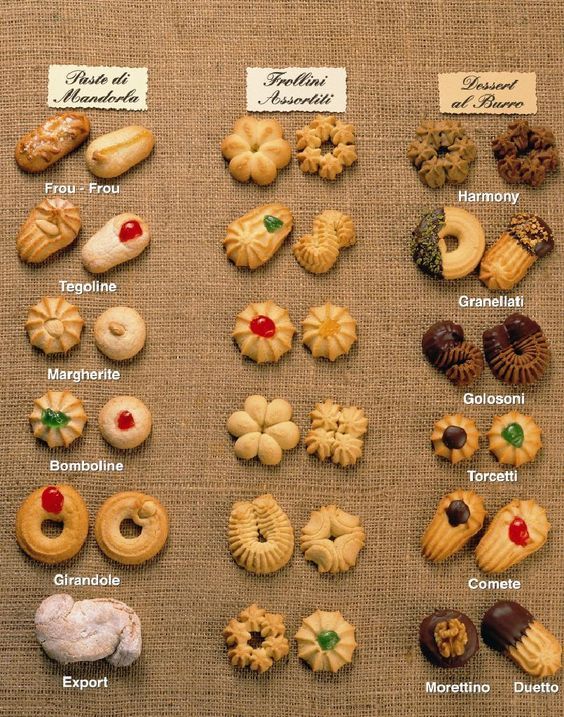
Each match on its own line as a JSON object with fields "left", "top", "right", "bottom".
{"left": 224, "top": 204, "right": 293, "bottom": 269}
{"left": 305, "top": 400, "right": 367, "bottom": 467}
{"left": 293, "top": 210, "right": 355, "bottom": 273}
{"left": 301, "top": 505, "right": 365, "bottom": 573}
{"left": 227, "top": 395, "right": 300, "bottom": 465}
{"left": 232, "top": 300, "right": 295, "bottom": 363}
{"left": 224, "top": 604, "right": 289, "bottom": 673}
{"left": 94, "top": 306, "right": 146, "bottom": 361}
{"left": 487, "top": 411, "right": 542, "bottom": 467}
{"left": 296, "top": 116, "right": 357, "bottom": 181}
{"left": 85, "top": 126, "right": 155, "bottom": 178}
{"left": 98, "top": 396, "right": 152, "bottom": 450}
{"left": 81, "top": 213, "right": 150, "bottom": 274}
{"left": 431, "top": 414, "right": 480, "bottom": 464}
{"left": 295, "top": 610, "right": 357, "bottom": 672}
{"left": 26, "top": 297, "right": 84, "bottom": 355}
{"left": 302, "top": 303, "right": 357, "bottom": 361}
{"left": 17, "top": 197, "right": 81, "bottom": 264}
{"left": 313, "top": 210, "right": 356, "bottom": 248}
{"left": 421, "top": 489, "right": 486, "bottom": 562}
{"left": 29, "top": 390, "right": 87, "bottom": 448}
{"left": 476, "top": 499, "right": 550, "bottom": 573}
{"left": 228, "top": 493, "right": 294, "bottom": 574}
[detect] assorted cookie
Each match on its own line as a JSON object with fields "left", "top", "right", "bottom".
{"left": 232, "top": 300, "right": 295, "bottom": 363}
{"left": 29, "top": 389, "right": 87, "bottom": 448}
{"left": 93, "top": 306, "right": 146, "bottom": 360}
{"left": 98, "top": 395, "right": 152, "bottom": 450}
{"left": 26, "top": 297, "right": 84, "bottom": 354}
{"left": 81, "top": 213, "right": 150, "bottom": 274}
{"left": 296, "top": 115, "right": 357, "bottom": 180}
{"left": 492, "top": 120, "right": 559, "bottom": 187}
{"left": 293, "top": 210, "right": 355, "bottom": 273}
{"left": 223, "top": 203, "right": 293, "bottom": 269}
{"left": 422, "top": 320, "right": 483, "bottom": 386}
{"left": 487, "top": 411, "right": 542, "bottom": 467}
{"left": 15, "top": 112, "right": 90, "bottom": 173}
{"left": 17, "top": 197, "right": 81, "bottom": 264}
{"left": 85, "top": 126, "right": 155, "bottom": 178}
{"left": 301, "top": 302, "right": 357, "bottom": 361}
{"left": 224, "top": 604, "right": 289, "bottom": 673}
{"left": 431, "top": 414, "right": 480, "bottom": 464}
{"left": 300, "top": 505, "right": 365, "bottom": 574}
{"left": 305, "top": 399, "right": 368, "bottom": 467}
{"left": 295, "top": 610, "right": 357, "bottom": 672}
{"left": 419, "top": 609, "right": 479, "bottom": 667}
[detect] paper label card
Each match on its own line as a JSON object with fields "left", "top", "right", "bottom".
{"left": 246, "top": 67, "right": 346, "bottom": 112}
{"left": 438, "top": 72, "right": 536, "bottom": 114}
{"left": 48, "top": 66, "right": 148, "bottom": 110}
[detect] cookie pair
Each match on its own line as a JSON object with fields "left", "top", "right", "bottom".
{"left": 421, "top": 490, "right": 550, "bottom": 573}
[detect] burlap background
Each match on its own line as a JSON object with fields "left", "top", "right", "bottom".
{"left": 0, "top": 1, "right": 562, "bottom": 715}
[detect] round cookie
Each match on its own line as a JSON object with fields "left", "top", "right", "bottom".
{"left": 94, "top": 306, "right": 146, "bottom": 361}
{"left": 29, "top": 390, "right": 87, "bottom": 448}
{"left": 431, "top": 414, "right": 480, "bottom": 464}
{"left": 98, "top": 396, "right": 152, "bottom": 449}
{"left": 295, "top": 610, "right": 357, "bottom": 672}
{"left": 419, "top": 609, "right": 479, "bottom": 668}
{"left": 26, "top": 297, "right": 84, "bottom": 354}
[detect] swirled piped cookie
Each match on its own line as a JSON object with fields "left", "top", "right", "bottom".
{"left": 302, "top": 303, "right": 357, "bottom": 361}
{"left": 228, "top": 494, "right": 294, "bottom": 574}
{"left": 224, "top": 604, "right": 289, "bottom": 673}
{"left": 293, "top": 210, "right": 356, "bottom": 273}
{"left": 224, "top": 204, "right": 293, "bottom": 269}
{"left": 488, "top": 411, "right": 542, "bottom": 467}
{"left": 431, "top": 414, "right": 480, "bottom": 464}
{"left": 305, "top": 399, "right": 368, "bottom": 467}
{"left": 301, "top": 505, "right": 365, "bottom": 573}
{"left": 232, "top": 300, "right": 295, "bottom": 363}
{"left": 29, "top": 390, "right": 87, "bottom": 448}
{"left": 295, "top": 610, "right": 357, "bottom": 672}
{"left": 26, "top": 297, "right": 84, "bottom": 355}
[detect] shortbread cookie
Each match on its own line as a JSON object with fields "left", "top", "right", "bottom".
{"left": 17, "top": 197, "right": 81, "bottom": 264}
{"left": 305, "top": 400, "right": 367, "bottom": 467}
{"left": 296, "top": 116, "right": 357, "bottom": 180}
{"left": 232, "top": 300, "right": 295, "bottom": 363}
{"left": 431, "top": 414, "right": 480, "bottom": 464}
{"left": 82, "top": 213, "right": 150, "bottom": 274}
{"left": 295, "top": 610, "right": 357, "bottom": 672}
{"left": 302, "top": 303, "right": 357, "bottom": 361}
{"left": 419, "top": 610, "right": 479, "bottom": 668}
{"left": 26, "top": 297, "right": 84, "bottom": 355}
{"left": 293, "top": 210, "right": 355, "bottom": 273}
{"left": 227, "top": 395, "right": 300, "bottom": 465}
{"left": 482, "top": 600, "right": 562, "bottom": 677}
{"left": 224, "top": 204, "right": 293, "bottom": 269}
{"left": 85, "top": 126, "right": 155, "bottom": 178}
{"left": 224, "top": 604, "right": 289, "bottom": 673}
{"left": 476, "top": 499, "right": 550, "bottom": 573}
{"left": 221, "top": 116, "right": 291, "bottom": 185}
{"left": 301, "top": 505, "right": 365, "bottom": 573}
{"left": 421, "top": 489, "right": 486, "bottom": 562}
{"left": 94, "top": 306, "right": 146, "bottom": 361}
{"left": 30, "top": 390, "right": 87, "bottom": 448}
{"left": 228, "top": 493, "right": 294, "bottom": 574}
{"left": 98, "top": 396, "right": 152, "bottom": 450}
{"left": 15, "top": 112, "right": 90, "bottom": 173}
{"left": 487, "top": 411, "right": 542, "bottom": 467}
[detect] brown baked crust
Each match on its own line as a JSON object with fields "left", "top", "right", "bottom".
{"left": 492, "top": 121, "right": 559, "bottom": 187}
{"left": 407, "top": 120, "right": 476, "bottom": 188}
{"left": 15, "top": 112, "right": 90, "bottom": 173}
{"left": 422, "top": 321, "right": 483, "bottom": 386}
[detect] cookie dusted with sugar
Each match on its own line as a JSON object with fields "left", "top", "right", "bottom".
{"left": 223, "top": 204, "right": 293, "bottom": 269}
{"left": 232, "top": 300, "right": 295, "bottom": 363}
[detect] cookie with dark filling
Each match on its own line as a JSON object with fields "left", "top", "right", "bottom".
{"left": 431, "top": 414, "right": 480, "bottom": 464}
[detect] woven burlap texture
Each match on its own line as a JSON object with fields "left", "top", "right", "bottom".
{"left": 0, "top": 1, "right": 562, "bottom": 716}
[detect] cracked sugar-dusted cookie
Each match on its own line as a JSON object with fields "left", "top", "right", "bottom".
{"left": 421, "top": 489, "right": 486, "bottom": 562}
{"left": 26, "top": 297, "right": 84, "bottom": 355}
{"left": 228, "top": 493, "right": 294, "bottom": 574}
{"left": 431, "top": 414, "right": 480, "bottom": 464}
{"left": 15, "top": 111, "right": 90, "bottom": 173}
{"left": 223, "top": 204, "right": 292, "bottom": 269}
{"left": 94, "top": 306, "right": 146, "bottom": 361}
{"left": 301, "top": 505, "right": 365, "bottom": 573}
{"left": 302, "top": 303, "right": 357, "bottom": 361}
{"left": 29, "top": 390, "right": 87, "bottom": 448}
{"left": 232, "top": 300, "right": 295, "bottom": 363}
{"left": 224, "top": 604, "right": 289, "bottom": 673}
{"left": 17, "top": 197, "right": 81, "bottom": 264}
{"left": 487, "top": 411, "right": 542, "bottom": 467}
{"left": 295, "top": 610, "right": 357, "bottom": 672}
{"left": 305, "top": 399, "right": 367, "bottom": 467}
{"left": 475, "top": 499, "right": 550, "bottom": 573}
{"left": 98, "top": 396, "right": 152, "bottom": 450}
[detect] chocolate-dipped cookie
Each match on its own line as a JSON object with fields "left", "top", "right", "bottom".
{"left": 422, "top": 321, "right": 483, "bottom": 386}
{"left": 419, "top": 609, "right": 479, "bottom": 667}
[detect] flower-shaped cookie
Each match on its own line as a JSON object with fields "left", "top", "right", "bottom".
{"left": 487, "top": 411, "right": 542, "bottom": 467}
{"left": 295, "top": 610, "right": 357, "bottom": 672}
{"left": 296, "top": 115, "right": 357, "bottom": 180}
{"left": 492, "top": 120, "right": 559, "bottom": 187}
{"left": 302, "top": 303, "right": 357, "bottom": 361}
{"left": 26, "top": 297, "right": 84, "bottom": 354}
{"left": 301, "top": 505, "right": 365, "bottom": 573}
{"left": 227, "top": 395, "right": 300, "bottom": 465}
{"left": 293, "top": 210, "right": 356, "bottom": 273}
{"left": 224, "top": 604, "right": 289, "bottom": 673}
{"left": 305, "top": 399, "right": 367, "bottom": 467}
{"left": 221, "top": 116, "right": 292, "bottom": 186}
{"left": 29, "top": 390, "right": 87, "bottom": 448}
{"left": 232, "top": 300, "right": 295, "bottom": 363}
{"left": 431, "top": 414, "right": 480, "bottom": 464}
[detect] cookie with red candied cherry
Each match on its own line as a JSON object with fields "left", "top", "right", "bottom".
{"left": 98, "top": 395, "right": 152, "bottom": 449}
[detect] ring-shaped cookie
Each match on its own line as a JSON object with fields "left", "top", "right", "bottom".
{"left": 95, "top": 491, "right": 169, "bottom": 565}
{"left": 16, "top": 485, "right": 88, "bottom": 564}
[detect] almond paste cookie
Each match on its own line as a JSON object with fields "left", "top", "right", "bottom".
{"left": 488, "top": 411, "right": 542, "bottom": 467}
{"left": 476, "top": 499, "right": 550, "bottom": 573}
{"left": 296, "top": 115, "right": 357, "bottom": 180}
{"left": 295, "top": 610, "right": 357, "bottom": 672}
{"left": 224, "top": 604, "right": 289, "bottom": 673}
{"left": 302, "top": 303, "right": 357, "bottom": 361}
{"left": 228, "top": 493, "right": 294, "bottom": 574}
{"left": 15, "top": 111, "right": 90, "bottom": 173}
{"left": 94, "top": 306, "right": 146, "bottom": 361}
{"left": 421, "top": 489, "right": 486, "bottom": 562}
{"left": 232, "top": 300, "right": 295, "bottom": 363}
{"left": 223, "top": 204, "right": 292, "bottom": 269}
{"left": 293, "top": 210, "right": 356, "bottom": 273}
{"left": 301, "top": 505, "right": 365, "bottom": 573}
{"left": 85, "top": 126, "right": 155, "bottom": 178}
{"left": 26, "top": 297, "right": 84, "bottom": 355}
{"left": 98, "top": 396, "right": 152, "bottom": 450}
{"left": 17, "top": 197, "right": 81, "bottom": 264}
{"left": 305, "top": 399, "right": 368, "bottom": 467}
{"left": 82, "top": 213, "right": 150, "bottom": 274}
{"left": 431, "top": 414, "right": 479, "bottom": 464}
{"left": 30, "top": 390, "right": 87, "bottom": 448}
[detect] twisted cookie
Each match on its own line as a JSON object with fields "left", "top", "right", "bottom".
{"left": 301, "top": 505, "right": 365, "bottom": 573}
{"left": 422, "top": 321, "right": 483, "bottom": 386}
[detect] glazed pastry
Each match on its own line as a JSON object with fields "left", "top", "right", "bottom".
{"left": 224, "top": 604, "right": 289, "bottom": 673}
{"left": 431, "top": 414, "right": 479, "bottom": 464}
{"left": 479, "top": 213, "right": 554, "bottom": 290}
{"left": 228, "top": 493, "right": 294, "bottom": 574}
{"left": 407, "top": 120, "right": 477, "bottom": 188}
{"left": 411, "top": 207, "right": 485, "bottom": 280}
{"left": 221, "top": 116, "right": 291, "bottom": 185}
{"left": 483, "top": 313, "right": 550, "bottom": 385}
{"left": 94, "top": 306, "right": 146, "bottom": 360}
{"left": 98, "top": 396, "right": 152, "bottom": 450}
{"left": 476, "top": 499, "right": 550, "bottom": 573}
{"left": 81, "top": 213, "right": 150, "bottom": 274}
{"left": 488, "top": 411, "right": 542, "bottom": 467}
{"left": 422, "top": 320, "right": 483, "bottom": 386}
{"left": 17, "top": 197, "right": 81, "bottom": 264}
{"left": 296, "top": 116, "right": 357, "bottom": 180}
{"left": 30, "top": 390, "right": 87, "bottom": 448}
{"left": 305, "top": 399, "right": 368, "bottom": 467}
{"left": 419, "top": 610, "right": 479, "bottom": 667}
{"left": 421, "top": 489, "right": 486, "bottom": 562}
{"left": 224, "top": 204, "right": 292, "bottom": 269}
{"left": 16, "top": 485, "right": 88, "bottom": 564}
{"left": 26, "top": 297, "right": 84, "bottom": 354}
{"left": 300, "top": 505, "right": 365, "bottom": 573}
{"left": 302, "top": 303, "right": 357, "bottom": 361}
{"left": 295, "top": 610, "right": 357, "bottom": 672}
{"left": 226, "top": 395, "right": 300, "bottom": 465}
{"left": 492, "top": 121, "right": 559, "bottom": 187}
{"left": 85, "top": 126, "right": 155, "bottom": 178}
{"left": 293, "top": 210, "right": 355, "bottom": 273}
{"left": 36, "top": 594, "right": 141, "bottom": 667}
{"left": 232, "top": 300, "right": 295, "bottom": 363}
{"left": 482, "top": 601, "right": 562, "bottom": 677}
{"left": 15, "top": 111, "right": 90, "bottom": 172}
{"left": 95, "top": 492, "right": 168, "bottom": 565}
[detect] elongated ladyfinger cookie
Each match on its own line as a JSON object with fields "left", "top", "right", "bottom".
{"left": 85, "top": 126, "right": 155, "bottom": 178}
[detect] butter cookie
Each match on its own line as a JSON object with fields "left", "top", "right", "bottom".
{"left": 487, "top": 411, "right": 542, "bottom": 467}
{"left": 302, "top": 303, "right": 357, "bottom": 361}
{"left": 431, "top": 414, "right": 479, "bottom": 464}
{"left": 232, "top": 300, "right": 295, "bottom": 363}
{"left": 224, "top": 203, "right": 292, "bottom": 269}
{"left": 29, "top": 390, "right": 87, "bottom": 448}
{"left": 301, "top": 505, "right": 365, "bottom": 573}
{"left": 296, "top": 116, "right": 357, "bottom": 180}
{"left": 293, "top": 210, "right": 355, "bottom": 274}
{"left": 305, "top": 399, "right": 367, "bottom": 467}
{"left": 26, "top": 297, "right": 84, "bottom": 355}
{"left": 224, "top": 604, "right": 289, "bottom": 673}
{"left": 295, "top": 610, "right": 357, "bottom": 672}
